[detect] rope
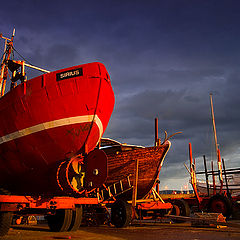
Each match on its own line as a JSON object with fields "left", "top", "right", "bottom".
{"left": 12, "top": 46, "right": 33, "bottom": 66}
{"left": 0, "top": 51, "right": 5, "bottom": 62}
{"left": 80, "top": 74, "right": 103, "bottom": 154}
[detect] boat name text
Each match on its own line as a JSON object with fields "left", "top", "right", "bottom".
{"left": 56, "top": 68, "right": 83, "bottom": 81}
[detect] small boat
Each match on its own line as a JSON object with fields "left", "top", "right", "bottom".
{"left": 196, "top": 174, "right": 240, "bottom": 197}
{"left": 189, "top": 95, "right": 240, "bottom": 199}
{"left": 0, "top": 30, "right": 115, "bottom": 196}
{"left": 99, "top": 138, "right": 171, "bottom": 200}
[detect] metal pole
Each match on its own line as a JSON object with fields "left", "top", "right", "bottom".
{"left": 24, "top": 63, "right": 50, "bottom": 73}
{"left": 210, "top": 93, "right": 219, "bottom": 157}
{"left": 211, "top": 161, "right": 216, "bottom": 195}
{"left": 189, "top": 143, "right": 201, "bottom": 205}
{"left": 154, "top": 118, "right": 160, "bottom": 193}
{"left": 210, "top": 94, "right": 223, "bottom": 195}
{"left": 0, "top": 40, "right": 8, "bottom": 95}
{"left": 0, "top": 29, "right": 15, "bottom": 96}
{"left": 222, "top": 158, "right": 230, "bottom": 197}
{"left": 217, "top": 148, "right": 223, "bottom": 193}
{"left": 203, "top": 155, "right": 210, "bottom": 197}
{"left": 155, "top": 117, "right": 159, "bottom": 146}
{"left": 131, "top": 158, "right": 139, "bottom": 219}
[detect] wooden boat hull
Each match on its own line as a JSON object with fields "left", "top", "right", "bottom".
{"left": 103, "top": 141, "right": 171, "bottom": 200}
{"left": 0, "top": 62, "right": 115, "bottom": 195}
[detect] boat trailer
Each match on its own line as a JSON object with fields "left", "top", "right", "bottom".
{"left": 0, "top": 172, "right": 175, "bottom": 236}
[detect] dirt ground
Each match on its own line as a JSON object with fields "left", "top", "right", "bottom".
{"left": 1, "top": 221, "right": 240, "bottom": 240}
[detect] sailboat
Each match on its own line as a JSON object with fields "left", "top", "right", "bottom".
{"left": 195, "top": 94, "right": 240, "bottom": 197}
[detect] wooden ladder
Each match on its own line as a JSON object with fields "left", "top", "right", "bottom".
{"left": 99, "top": 175, "right": 133, "bottom": 201}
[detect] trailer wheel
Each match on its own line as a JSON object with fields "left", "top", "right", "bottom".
{"left": 111, "top": 200, "right": 131, "bottom": 228}
{"left": 47, "top": 209, "right": 73, "bottom": 232}
{"left": 0, "top": 212, "right": 13, "bottom": 237}
{"left": 170, "top": 204, "right": 181, "bottom": 216}
{"left": 207, "top": 194, "right": 232, "bottom": 219}
{"left": 95, "top": 207, "right": 109, "bottom": 225}
{"left": 68, "top": 206, "right": 83, "bottom": 231}
{"left": 171, "top": 199, "right": 190, "bottom": 223}
{"left": 0, "top": 188, "right": 13, "bottom": 237}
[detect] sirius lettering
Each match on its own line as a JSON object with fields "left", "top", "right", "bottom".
{"left": 56, "top": 68, "right": 83, "bottom": 81}
{"left": 60, "top": 70, "right": 79, "bottom": 79}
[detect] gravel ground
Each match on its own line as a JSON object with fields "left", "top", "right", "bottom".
{"left": 1, "top": 221, "right": 240, "bottom": 240}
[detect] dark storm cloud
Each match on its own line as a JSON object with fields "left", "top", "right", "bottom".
{"left": 1, "top": 0, "right": 240, "bottom": 189}
{"left": 108, "top": 69, "right": 240, "bottom": 142}
{"left": 105, "top": 66, "right": 240, "bottom": 188}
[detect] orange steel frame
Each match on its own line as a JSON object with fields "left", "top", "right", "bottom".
{"left": 137, "top": 201, "right": 172, "bottom": 210}
{"left": 0, "top": 195, "right": 99, "bottom": 212}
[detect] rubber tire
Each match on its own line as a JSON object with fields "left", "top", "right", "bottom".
{"left": 68, "top": 206, "right": 83, "bottom": 231}
{"left": 95, "top": 207, "right": 109, "bottom": 225}
{"left": 207, "top": 194, "right": 232, "bottom": 219}
{"left": 170, "top": 204, "right": 181, "bottom": 216}
{"left": 47, "top": 209, "right": 73, "bottom": 232}
{"left": 172, "top": 199, "right": 190, "bottom": 223}
{"left": 111, "top": 200, "right": 131, "bottom": 228}
{"left": 0, "top": 212, "right": 13, "bottom": 237}
{"left": 0, "top": 188, "right": 13, "bottom": 237}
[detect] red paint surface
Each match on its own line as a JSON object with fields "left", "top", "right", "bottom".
{"left": 0, "top": 62, "right": 114, "bottom": 195}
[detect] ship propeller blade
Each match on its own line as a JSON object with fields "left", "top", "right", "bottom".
{"left": 71, "top": 159, "right": 81, "bottom": 174}
{"left": 69, "top": 159, "right": 85, "bottom": 191}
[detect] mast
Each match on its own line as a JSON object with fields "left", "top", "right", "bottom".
{"left": 0, "top": 29, "right": 15, "bottom": 97}
{"left": 209, "top": 93, "right": 223, "bottom": 191}
{"left": 210, "top": 93, "right": 218, "bottom": 155}
{"left": 0, "top": 29, "right": 50, "bottom": 97}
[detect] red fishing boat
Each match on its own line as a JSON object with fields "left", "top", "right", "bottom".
{"left": 0, "top": 30, "right": 115, "bottom": 196}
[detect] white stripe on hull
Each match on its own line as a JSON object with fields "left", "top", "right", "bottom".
{"left": 0, "top": 115, "right": 103, "bottom": 145}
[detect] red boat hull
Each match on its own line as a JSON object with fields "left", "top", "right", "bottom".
{"left": 0, "top": 62, "right": 114, "bottom": 195}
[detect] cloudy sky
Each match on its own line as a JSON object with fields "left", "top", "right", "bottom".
{"left": 1, "top": 0, "right": 240, "bottom": 190}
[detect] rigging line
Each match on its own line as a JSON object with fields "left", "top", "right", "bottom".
{"left": 12, "top": 46, "right": 33, "bottom": 66}
{"left": 0, "top": 48, "right": 7, "bottom": 62}
{"left": 0, "top": 52, "right": 4, "bottom": 62}
{"left": 81, "top": 76, "right": 103, "bottom": 151}
{"left": 11, "top": 47, "right": 14, "bottom": 60}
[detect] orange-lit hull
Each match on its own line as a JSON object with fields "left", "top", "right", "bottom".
{"left": 102, "top": 141, "right": 171, "bottom": 200}
{"left": 0, "top": 62, "right": 115, "bottom": 195}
